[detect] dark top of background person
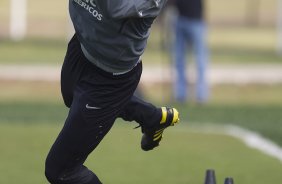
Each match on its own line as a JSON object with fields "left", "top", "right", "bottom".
{"left": 172, "top": 0, "right": 204, "bottom": 20}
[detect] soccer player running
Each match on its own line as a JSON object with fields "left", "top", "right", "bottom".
{"left": 45, "top": 0, "right": 180, "bottom": 183}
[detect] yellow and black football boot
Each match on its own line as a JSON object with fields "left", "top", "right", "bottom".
{"left": 141, "top": 107, "right": 180, "bottom": 151}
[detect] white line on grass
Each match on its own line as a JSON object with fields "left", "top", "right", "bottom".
{"left": 174, "top": 124, "right": 282, "bottom": 163}
{"left": 224, "top": 125, "right": 282, "bottom": 163}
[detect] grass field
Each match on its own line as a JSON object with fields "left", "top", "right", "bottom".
{"left": 0, "top": 81, "right": 282, "bottom": 183}
{"left": 0, "top": 1, "right": 281, "bottom": 182}
{"left": 0, "top": 26, "right": 281, "bottom": 65}
{"left": 0, "top": 29, "right": 281, "bottom": 184}
{"left": 1, "top": 123, "right": 282, "bottom": 184}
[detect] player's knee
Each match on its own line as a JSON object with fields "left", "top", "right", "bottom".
{"left": 45, "top": 167, "right": 68, "bottom": 184}
{"left": 45, "top": 167, "right": 57, "bottom": 183}
{"left": 45, "top": 158, "right": 62, "bottom": 183}
{"left": 45, "top": 170, "right": 57, "bottom": 183}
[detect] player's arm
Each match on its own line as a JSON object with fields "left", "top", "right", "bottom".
{"left": 95, "top": 0, "right": 166, "bottom": 19}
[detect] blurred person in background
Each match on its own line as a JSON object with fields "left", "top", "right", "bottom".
{"left": 172, "top": 0, "right": 209, "bottom": 103}
{"left": 44, "top": 0, "right": 180, "bottom": 184}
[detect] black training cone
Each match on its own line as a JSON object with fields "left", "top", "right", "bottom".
{"left": 204, "top": 169, "right": 216, "bottom": 184}
{"left": 224, "top": 177, "right": 234, "bottom": 184}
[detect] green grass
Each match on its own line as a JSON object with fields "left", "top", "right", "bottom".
{"left": 0, "top": 26, "right": 281, "bottom": 65}
{"left": 1, "top": 0, "right": 281, "bottom": 182}
{"left": 1, "top": 81, "right": 282, "bottom": 146}
{"left": 0, "top": 81, "right": 282, "bottom": 183}
{"left": 0, "top": 39, "right": 67, "bottom": 65}
{"left": 177, "top": 103, "right": 282, "bottom": 146}
{"left": 1, "top": 99, "right": 281, "bottom": 147}
{"left": 92, "top": 125, "right": 282, "bottom": 184}
{"left": 143, "top": 84, "right": 282, "bottom": 146}
{"left": 208, "top": 27, "right": 281, "bottom": 63}
{"left": 0, "top": 123, "right": 282, "bottom": 184}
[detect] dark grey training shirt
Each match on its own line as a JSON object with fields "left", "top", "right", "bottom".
{"left": 69, "top": 0, "right": 167, "bottom": 73}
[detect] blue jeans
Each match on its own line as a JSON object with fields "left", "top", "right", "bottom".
{"left": 173, "top": 16, "right": 209, "bottom": 102}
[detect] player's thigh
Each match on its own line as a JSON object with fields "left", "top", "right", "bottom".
{"left": 46, "top": 95, "right": 115, "bottom": 174}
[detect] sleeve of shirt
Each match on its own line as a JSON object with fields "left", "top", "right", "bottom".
{"left": 96, "top": 0, "right": 167, "bottom": 19}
